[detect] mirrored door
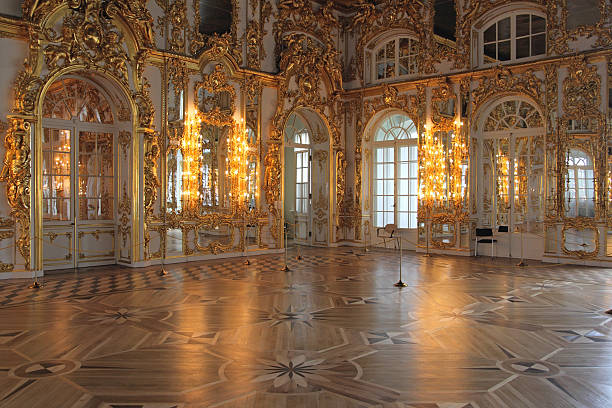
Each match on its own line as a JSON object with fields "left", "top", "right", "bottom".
{"left": 42, "top": 125, "right": 116, "bottom": 270}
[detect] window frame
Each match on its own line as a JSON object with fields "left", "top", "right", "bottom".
{"left": 370, "top": 36, "right": 419, "bottom": 84}
{"left": 478, "top": 11, "right": 546, "bottom": 67}
{"left": 372, "top": 113, "right": 419, "bottom": 230}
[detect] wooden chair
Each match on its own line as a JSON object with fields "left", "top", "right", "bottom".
{"left": 377, "top": 224, "right": 399, "bottom": 249}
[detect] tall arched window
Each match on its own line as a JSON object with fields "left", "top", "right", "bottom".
{"left": 372, "top": 37, "right": 418, "bottom": 82}
{"left": 372, "top": 112, "right": 418, "bottom": 229}
{"left": 565, "top": 148, "right": 595, "bottom": 218}
{"left": 480, "top": 12, "right": 545, "bottom": 66}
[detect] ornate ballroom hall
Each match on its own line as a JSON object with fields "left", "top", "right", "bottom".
{"left": 0, "top": 0, "right": 611, "bottom": 407}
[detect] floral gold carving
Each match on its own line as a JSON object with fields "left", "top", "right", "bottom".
{"left": 472, "top": 66, "right": 543, "bottom": 126}
{"left": 562, "top": 56, "right": 601, "bottom": 118}
{"left": 195, "top": 64, "right": 236, "bottom": 127}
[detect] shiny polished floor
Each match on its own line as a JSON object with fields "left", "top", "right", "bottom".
{"left": 1, "top": 247, "right": 612, "bottom": 408}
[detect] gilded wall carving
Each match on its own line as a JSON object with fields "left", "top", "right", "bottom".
{"left": 0, "top": 119, "right": 29, "bottom": 269}
{"left": 246, "top": 0, "right": 272, "bottom": 69}
{"left": 350, "top": 0, "right": 439, "bottom": 80}
{"left": 190, "top": 0, "right": 241, "bottom": 64}
{"left": 558, "top": 56, "right": 606, "bottom": 225}
{"left": 472, "top": 66, "right": 544, "bottom": 128}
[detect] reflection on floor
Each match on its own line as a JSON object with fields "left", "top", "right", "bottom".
{"left": 1, "top": 247, "right": 612, "bottom": 408}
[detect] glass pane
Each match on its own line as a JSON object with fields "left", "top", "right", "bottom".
{"left": 498, "top": 40, "right": 511, "bottom": 61}
{"left": 399, "top": 38, "right": 411, "bottom": 57}
{"left": 399, "top": 179, "right": 409, "bottom": 195}
{"left": 516, "top": 37, "right": 530, "bottom": 59}
{"left": 43, "top": 152, "right": 51, "bottom": 175}
{"left": 376, "top": 212, "right": 383, "bottom": 228}
{"left": 399, "top": 163, "right": 409, "bottom": 178}
{"left": 399, "top": 195, "right": 408, "bottom": 211}
{"left": 386, "top": 40, "right": 394, "bottom": 58}
{"left": 384, "top": 196, "right": 394, "bottom": 211}
{"left": 399, "top": 147, "right": 408, "bottom": 161}
{"left": 386, "top": 62, "right": 395, "bottom": 78}
{"left": 385, "top": 180, "right": 394, "bottom": 194}
{"left": 376, "top": 48, "right": 384, "bottom": 61}
{"left": 516, "top": 14, "right": 530, "bottom": 37}
{"left": 399, "top": 58, "right": 409, "bottom": 76}
{"left": 409, "top": 162, "right": 418, "bottom": 176}
{"left": 484, "top": 24, "right": 496, "bottom": 43}
{"left": 99, "top": 133, "right": 113, "bottom": 171}
{"left": 409, "top": 146, "right": 417, "bottom": 160}
{"left": 385, "top": 164, "right": 393, "bottom": 178}
{"left": 52, "top": 152, "right": 71, "bottom": 175}
{"left": 56, "top": 198, "right": 71, "bottom": 220}
{"left": 79, "top": 176, "right": 98, "bottom": 197}
{"left": 384, "top": 147, "right": 393, "bottom": 162}
{"left": 484, "top": 43, "right": 496, "bottom": 60}
{"left": 409, "top": 196, "right": 417, "bottom": 211}
{"left": 42, "top": 176, "right": 51, "bottom": 198}
{"left": 53, "top": 176, "right": 71, "bottom": 198}
{"left": 409, "top": 213, "right": 417, "bottom": 229}
{"left": 376, "top": 180, "right": 384, "bottom": 195}
{"left": 377, "top": 63, "right": 385, "bottom": 80}
{"left": 384, "top": 212, "right": 394, "bottom": 226}
{"left": 531, "top": 34, "right": 545, "bottom": 56}
{"left": 398, "top": 212, "right": 408, "bottom": 229}
{"left": 101, "top": 177, "right": 113, "bottom": 198}
{"left": 532, "top": 15, "right": 545, "bottom": 33}
{"left": 409, "top": 180, "right": 418, "bottom": 193}
{"left": 498, "top": 17, "right": 511, "bottom": 40}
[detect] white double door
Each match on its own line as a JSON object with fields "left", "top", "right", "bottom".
{"left": 42, "top": 119, "right": 117, "bottom": 270}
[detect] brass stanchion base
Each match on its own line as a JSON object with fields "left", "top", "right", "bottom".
{"left": 244, "top": 259, "right": 251, "bottom": 265}
{"left": 394, "top": 280, "right": 408, "bottom": 287}
{"left": 281, "top": 265, "right": 291, "bottom": 272}
{"left": 517, "top": 260, "right": 526, "bottom": 267}
{"left": 423, "top": 253, "right": 432, "bottom": 257}
{"left": 28, "top": 281, "right": 42, "bottom": 289}
{"left": 295, "top": 255, "right": 302, "bottom": 260}
{"left": 159, "top": 265, "right": 168, "bottom": 276}
{"left": 605, "top": 309, "right": 612, "bottom": 315}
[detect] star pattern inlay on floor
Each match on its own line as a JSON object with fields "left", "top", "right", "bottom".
{"left": 1, "top": 247, "right": 612, "bottom": 407}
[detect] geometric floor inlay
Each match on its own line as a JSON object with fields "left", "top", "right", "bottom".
{"left": 1, "top": 247, "right": 612, "bottom": 407}
{"left": 10, "top": 360, "right": 81, "bottom": 378}
{"left": 499, "top": 358, "right": 561, "bottom": 377}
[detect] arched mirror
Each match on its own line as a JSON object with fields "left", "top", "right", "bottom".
{"left": 565, "top": 148, "right": 595, "bottom": 218}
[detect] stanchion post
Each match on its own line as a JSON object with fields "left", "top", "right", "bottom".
{"left": 243, "top": 221, "right": 251, "bottom": 266}
{"left": 394, "top": 232, "right": 407, "bottom": 287}
{"left": 281, "top": 222, "right": 290, "bottom": 272}
{"left": 159, "top": 212, "right": 168, "bottom": 276}
{"left": 29, "top": 235, "right": 43, "bottom": 289}
{"left": 363, "top": 218, "right": 369, "bottom": 254}
{"left": 424, "top": 208, "right": 431, "bottom": 257}
{"left": 517, "top": 211, "right": 525, "bottom": 267}
{"left": 294, "top": 219, "right": 302, "bottom": 260}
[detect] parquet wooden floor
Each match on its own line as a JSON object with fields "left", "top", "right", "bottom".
{"left": 1, "top": 247, "right": 612, "bottom": 407}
